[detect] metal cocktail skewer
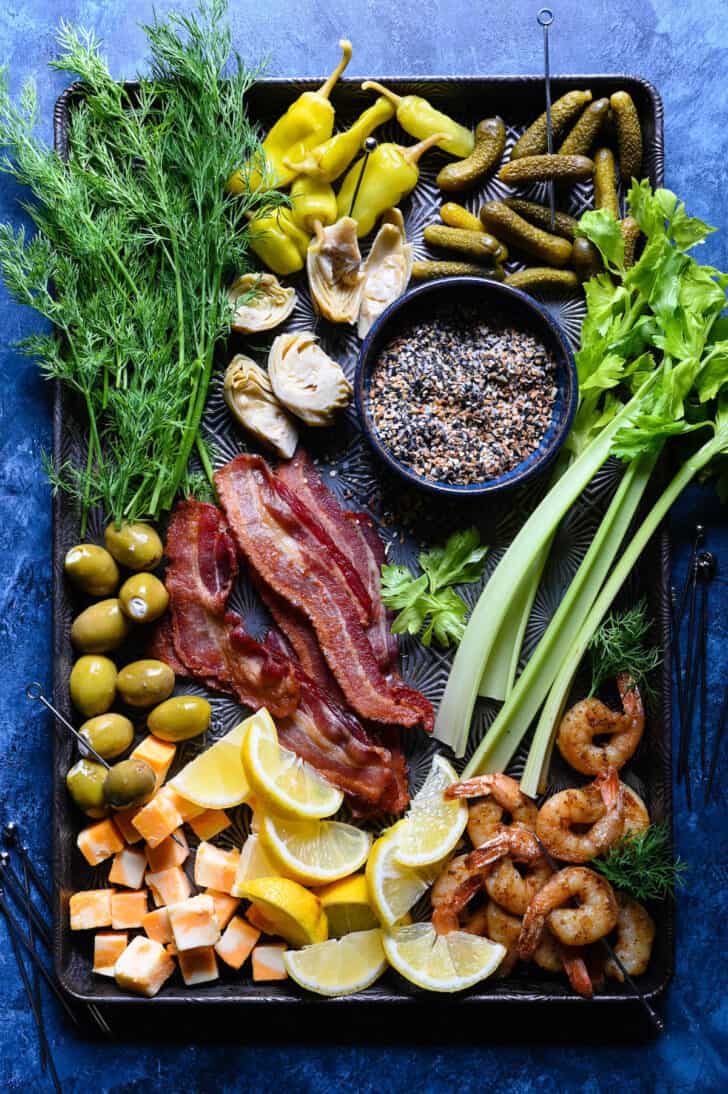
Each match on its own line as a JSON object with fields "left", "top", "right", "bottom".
{"left": 4, "top": 822, "right": 53, "bottom": 910}
{"left": 0, "top": 852, "right": 52, "bottom": 947}
{"left": 348, "top": 136, "right": 377, "bottom": 219}
{"left": 537, "top": 8, "right": 556, "bottom": 230}
{"left": 20, "top": 849, "right": 47, "bottom": 1071}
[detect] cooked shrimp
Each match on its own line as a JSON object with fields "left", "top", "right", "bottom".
{"left": 622, "top": 784, "right": 651, "bottom": 835}
{"left": 518, "top": 866, "right": 618, "bottom": 957}
{"left": 446, "top": 773, "right": 538, "bottom": 846}
{"left": 604, "top": 892, "right": 655, "bottom": 980}
{"left": 536, "top": 768, "right": 625, "bottom": 863}
{"left": 559, "top": 946, "right": 594, "bottom": 999}
{"left": 556, "top": 673, "right": 645, "bottom": 775}
{"left": 465, "top": 826, "right": 553, "bottom": 916}
{"left": 430, "top": 853, "right": 484, "bottom": 935}
{"left": 463, "top": 902, "right": 520, "bottom": 977}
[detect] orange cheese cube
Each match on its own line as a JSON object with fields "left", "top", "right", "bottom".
{"left": 76, "top": 819, "right": 124, "bottom": 867}
{"left": 93, "top": 931, "right": 128, "bottom": 977}
{"left": 131, "top": 735, "right": 176, "bottom": 789}
{"left": 205, "top": 889, "right": 240, "bottom": 932}
{"left": 178, "top": 946, "right": 219, "bottom": 986}
{"left": 145, "top": 828, "right": 189, "bottom": 872}
{"left": 113, "top": 805, "right": 145, "bottom": 845}
{"left": 132, "top": 794, "right": 183, "bottom": 848}
{"left": 231, "top": 834, "right": 279, "bottom": 895}
{"left": 167, "top": 893, "right": 220, "bottom": 951}
{"left": 108, "top": 847, "right": 147, "bottom": 889}
{"left": 158, "top": 785, "right": 205, "bottom": 822}
{"left": 215, "top": 915, "right": 260, "bottom": 970}
{"left": 142, "top": 906, "right": 173, "bottom": 945}
{"left": 187, "top": 809, "right": 231, "bottom": 841}
{"left": 69, "top": 889, "right": 114, "bottom": 931}
{"left": 114, "top": 936, "right": 175, "bottom": 997}
{"left": 245, "top": 904, "right": 279, "bottom": 936}
{"left": 193, "top": 842, "right": 240, "bottom": 894}
{"left": 145, "top": 866, "right": 192, "bottom": 907}
{"left": 252, "top": 943, "right": 288, "bottom": 981}
{"left": 111, "top": 889, "right": 149, "bottom": 930}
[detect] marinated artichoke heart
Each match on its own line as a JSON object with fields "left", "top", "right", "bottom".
{"left": 357, "top": 208, "right": 414, "bottom": 339}
{"left": 306, "top": 215, "right": 365, "bottom": 324}
{"left": 223, "top": 354, "right": 298, "bottom": 459}
{"left": 268, "top": 332, "right": 353, "bottom": 427}
{"left": 228, "top": 272, "right": 297, "bottom": 334}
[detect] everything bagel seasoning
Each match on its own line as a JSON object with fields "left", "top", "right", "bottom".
{"left": 369, "top": 306, "right": 559, "bottom": 485}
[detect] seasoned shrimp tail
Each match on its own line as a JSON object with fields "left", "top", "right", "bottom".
{"left": 518, "top": 866, "right": 618, "bottom": 958}
{"left": 559, "top": 946, "right": 594, "bottom": 999}
{"left": 449, "top": 773, "right": 539, "bottom": 847}
{"left": 604, "top": 891, "right": 655, "bottom": 980}
{"left": 536, "top": 768, "right": 625, "bottom": 863}
{"left": 556, "top": 673, "right": 645, "bottom": 776}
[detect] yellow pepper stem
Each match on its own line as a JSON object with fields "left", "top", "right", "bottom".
{"left": 318, "top": 39, "right": 353, "bottom": 99}
{"left": 361, "top": 80, "right": 402, "bottom": 108}
{"left": 402, "top": 132, "right": 448, "bottom": 164}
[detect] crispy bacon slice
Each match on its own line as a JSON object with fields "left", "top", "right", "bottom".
{"left": 344, "top": 511, "right": 399, "bottom": 672}
{"left": 165, "top": 500, "right": 299, "bottom": 718}
{"left": 215, "top": 455, "right": 433, "bottom": 731}
{"left": 147, "top": 613, "right": 189, "bottom": 677}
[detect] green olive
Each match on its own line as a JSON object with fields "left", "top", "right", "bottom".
{"left": 79, "top": 713, "right": 135, "bottom": 760}
{"left": 147, "top": 695, "right": 211, "bottom": 742}
{"left": 66, "top": 759, "right": 109, "bottom": 817}
{"left": 70, "top": 599, "right": 131, "bottom": 654}
{"left": 105, "top": 522, "right": 163, "bottom": 571}
{"left": 69, "top": 656, "right": 117, "bottom": 717}
{"left": 103, "top": 758, "right": 157, "bottom": 809}
{"left": 117, "top": 659, "right": 175, "bottom": 708}
{"left": 64, "top": 544, "right": 120, "bottom": 597}
{"left": 119, "top": 572, "right": 169, "bottom": 624}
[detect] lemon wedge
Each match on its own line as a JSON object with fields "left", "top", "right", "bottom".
{"left": 316, "top": 874, "right": 379, "bottom": 937}
{"left": 235, "top": 876, "right": 328, "bottom": 947}
{"left": 366, "top": 823, "right": 440, "bottom": 929}
{"left": 259, "top": 813, "right": 371, "bottom": 886}
{"left": 383, "top": 922, "right": 505, "bottom": 992}
{"left": 169, "top": 716, "right": 253, "bottom": 809}
{"left": 241, "top": 709, "right": 343, "bottom": 819}
{"left": 284, "top": 928, "right": 387, "bottom": 996}
{"left": 393, "top": 754, "right": 468, "bottom": 868}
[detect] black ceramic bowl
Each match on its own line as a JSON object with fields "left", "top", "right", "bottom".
{"left": 355, "top": 277, "right": 578, "bottom": 497}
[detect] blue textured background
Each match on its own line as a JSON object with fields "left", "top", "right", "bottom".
{"left": 1, "top": 1, "right": 727, "bottom": 1090}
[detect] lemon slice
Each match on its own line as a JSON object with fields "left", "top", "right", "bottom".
{"left": 241, "top": 710, "right": 343, "bottom": 819}
{"left": 284, "top": 928, "right": 387, "bottom": 996}
{"left": 366, "top": 824, "right": 441, "bottom": 929}
{"left": 169, "top": 716, "right": 254, "bottom": 808}
{"left": 393, "top": 754, "right": 468, "bottom": 868}
{"left": 316, "top": 874, "right": 379, "bottom": 937}
{"left": 383, "top": 922, "right": 505, "bottom": 992}
{"left": 235, "top": 876, "right": 328, "bottom": 947}
{"left": 259, "top": 813, "right": 371, "bottom": 886}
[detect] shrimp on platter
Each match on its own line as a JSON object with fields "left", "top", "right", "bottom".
{"left": 445, "top": 773, "right": 538, "bottom": 846}
{"left": 430, "top": 853, "right": 485, "bottom": 935}
{"left": 556, "top": 673, "right": 645, "bottom": 776}
{"left": 536, "top": 768, "right": 625, "bottom": 863}
{"left": 604, "top": 892, "right": 656, "bottom": 980}
{"left": 518, "top": 866, "right": 618, "bottom": 958}
{"left": 465, "top": 826, "right": 553, "bottom": 917}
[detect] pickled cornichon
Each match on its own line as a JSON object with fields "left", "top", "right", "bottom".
{"left": 480, "top": 201, "right": 572, "bottom": 267}
{"left": 71, "top": 599, "right": 130, "bottom": 654}
{"left": 119, "top": 572, "right": 169, "bottom": 624}
{"left": 69, "top": 655, "right": 117, "bottom": 717}
{"left": 440, "top": 203, "right": 483, "bottom": 233}
{"left": 64, "top": 544, "right": 119, "bottom": 597}
{"left": 620, "top": 216, "right": 641, "bottom": 269}
{"left": 105, "top": 522, "right": 163, "bottom": 571}
{"left": 500, "top": 154, "right": 594, "bottom": 185}
{"left": 423, "top": 224, "right": 506, "bottom": 263}
{"left": 572, "top": 237, "right": 604, "bottom": 282}
{"left": 411, "top": 261, "right": 504, "bottom": 281}
{"left": 117, "top": 660, "right": 175, "bottom": 709}
{"left": 593, "top": 148, "right": 620, "bottom": 219}
{"left": 502, "top": 199, "right": 579, "bottom": 240}
{"left": 510, "top": 90, "right": 592, "bottom": 159}
{"left": 504, "top": 268, "right": 581, "bottom": 292}
{"left": 436, "top": 117, "right": 506, "bottom": 192}
{"left": 79, "top": 713, "right": 135, "bottom": 760}
{"left": 557, "top": 98, "right": 609, "bottom": 156}
{"left": 147, "top": 696, "right": 212, "bottom": 742}
{"left": 610, "top": 91, "right": 643, "bottom": 181}
{"left": 66, "top": 759, "right": 109, "bottom": 817}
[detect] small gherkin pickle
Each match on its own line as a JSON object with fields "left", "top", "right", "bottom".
{"left": 440, "top": 203, "right": 483, "bottom": 233}
{"left": 610, "top": 91, "right": 643, "bottom": 181}
{"left": 511, "top": 90, "right": 592, "bottom": 159}
{"left": 411, "top": 260, "right": 504, "bottom": 281}
{"left": 505, "top": 268, "right": 581, "bottom": 293}
{"left": 558, "top": 98, "right": 610, "bottom": 156}
{"left": 620, "top": 216, "right": 641, "bottom": 269}
{"left": 502, "top": 199, "right": 579, "bottom": 240}
{"left": 593, "top": 148, "right": 620, "bottom": 219}
{"left": 436, "top": 117, "right": 506, "bottom": 192}
{"left": 500, "top": 154, "right": 594, "bottom": 185}
{"left": 423, "top": 224, "right": 506, "bottom": 263}
{"left": 572, "top": 237, "right": 604, "bottom": 282}
{"left": 480, "top": 201, "right": 572, "bottom": 267}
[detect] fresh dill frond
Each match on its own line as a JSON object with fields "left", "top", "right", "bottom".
{"left": 588, "top": 598, "right": 661, "bottom": 704}
{"left": 591, "top": 823, "right": 687, "bottom": 902}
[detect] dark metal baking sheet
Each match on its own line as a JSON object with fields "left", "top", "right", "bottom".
{"left": 51, "top": 73, "right": 671, "bottom": 1005}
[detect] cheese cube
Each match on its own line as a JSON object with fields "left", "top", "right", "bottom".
{"left": 145, "top": 866, "right": 192, "bottom": 907}
{"left": 215, "top": 915, "right": 260, "bottom": 970}
{"left": 132, "top": 794, "right": 183, "bottom": 848}
{"left": 108, "top": 847, "right": 147, "bottom": 889}
{"left": 76, "top": 819, "right": 124, "bottom": 866}
{"left": 193, "top": 842, "right": 240, "bottom": 894}
{"left": 158, "top": 785, "right": 205, "bottom": 822}
{"left": 145, "top": 828, "right": 189, "bottom": 872}
{"left": 142, "top": 906, "right": 173, "bottom": 944}
{"left": 252, "top": 943, "right": 288, "bottom": 981}
{"left": 245, "top": 904, "right": 279, "bottom": 936}
{"left": 167, "top": 894, "right": 220, "bottom": 951}
{"left": 205, "top": 889, "right": 240, "bottom": 932}
{"left": 178, "top": 946, "right": 219, "bottom": 986}
{"left": 93, "top": 931, "right": 128, "bottom": 977}
{"left": 113, "top": 805, "right": 145, "bottom": 845}
{"left": 114, "top": 936, "right": 175, "bottom": 997}
{"left": 70, "top": 889, "right": 114, "bottom": 931}
{"left": 111, "top": 890, "right": 149, "bottom": 929}
{"left": 131, "top": 735, "right": 176, "bottom": 789}
{"left": 187, "top": 809, "right": 231, "bottom": 841}
{"left": 231, "top": 834, "right": 279, "bottom": 895}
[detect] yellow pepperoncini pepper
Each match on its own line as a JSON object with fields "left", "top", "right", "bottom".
{"left": 289, "top": 176, "right": 338, "bottom": 233}
{"left": 361, "top": 80, "right": 474, "bottom": 159}
{"left": 228, "top": 40, "right": 352, "bottom": 194}
{"left": 336, "top": 134, "right": 445, "bottom": 238}
{"left": 248, "top": 208, "right": 311, "bottom": 276}
{"left": 284, "top": 96, "right": 395, "bottom": 182}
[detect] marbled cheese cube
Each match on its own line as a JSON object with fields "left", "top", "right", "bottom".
{"left": 252, "top": 944, "right": 288, "bottom": 981}
{"left": 76, "top": 819, "right": 124, "bottom": 866}
{"left": 108, "top": 847, "right": 147, "bottom": 889}
{"left": 93, "top": 931, "right": 128, "bottom": 977}
{"left": 145, "top": 828, "right": 189, "bottom": 872}
{"left": 215, "top": 915, "right": 260, "bottom": 970}
{"left": 111, "top": 889, "right": 149, "bottom": 929}
{"left": 114, "top": 936, "right": 175, "bottom": 997}
{"left": 167, "top": 894, "right": 220, "bottom": 952}
{"left": 69, "top": 889, "right": 114, "bottom": 931}
{"left": 145, "top": 866, "right": 192, "bottom": 907}
{"left": 178, "top": 946, "right": 219, "bottom": 986}
{"left": 132, "top": 793, "right": 183, "bottom": 848}
{"left": 142, "top": 906, "right": 173, "bottom": 945}
{"left": 193, "top": 841, "right": 240, "bottom": 894}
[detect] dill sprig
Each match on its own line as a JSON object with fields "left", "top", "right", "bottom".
{"left": 0, "top": 0, "right": 284, "bottom": 529}
{"left": 588, "top": 598, "right": 661, "bottom": 704}
{"left": 591, "top": 823, "right": 687, "bottom": 902}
